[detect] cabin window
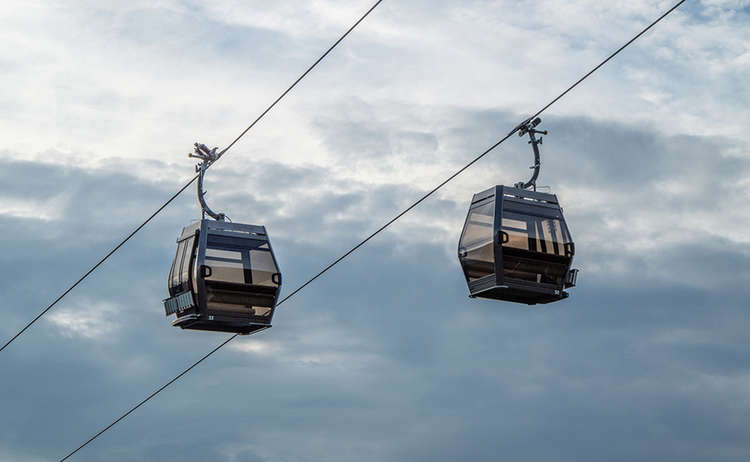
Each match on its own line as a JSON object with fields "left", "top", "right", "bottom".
{"left": 459, "top": 200, "right": 495, "bottom": 281}
{"left": 171, "top": 240, "right": 186, "bottom": 289}
{"left": 179, "top": 237, "right": 195, "bottom": 288}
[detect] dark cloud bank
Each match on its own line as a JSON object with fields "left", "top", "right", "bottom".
{"left": 1, "top": 113, "right": 749, "bottom": 462}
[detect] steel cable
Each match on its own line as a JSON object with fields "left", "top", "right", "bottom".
{"left": 58, "top": 1, "right": 686, "bottom": 460}
{"left": 0, "top": 0, "right": 385, "bottom": 354}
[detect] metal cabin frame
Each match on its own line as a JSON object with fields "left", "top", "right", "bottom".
{"left": 459, "top": 185, "right": 578, "bottom": 305}
{"left": 164, "top": 219, "right": 282, "bottom": 335}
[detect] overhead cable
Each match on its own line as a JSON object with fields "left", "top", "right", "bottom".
{"left": 58, "top": 1, "right": 686, "bottom": 460}
{"left": 0, "top": 0, "right": 385, "bottom": 354}
{"left": 0, "top": 178, "right": 198, "bottom": 354}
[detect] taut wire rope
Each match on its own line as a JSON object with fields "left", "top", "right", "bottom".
{"left": 0, "top": 0, "right": 385, "bottom": 354}
{"left": 58, "top": 1, "right": 686, "bottom": 460}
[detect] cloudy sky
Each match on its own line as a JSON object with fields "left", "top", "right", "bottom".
{"left": 1, "top": 1, "right": 750, "bottom": 460}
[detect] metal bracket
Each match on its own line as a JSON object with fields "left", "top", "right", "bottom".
{"left": 514, "top": 117, "right": 548, "bottom": 191}
{"left": 564, "top": 268, "right": 579, "bottom": 288}
{"left": 190, "top": 143, "right": 227, "bottom": 221}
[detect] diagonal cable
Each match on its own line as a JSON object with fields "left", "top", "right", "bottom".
{"left": 216, "top": 0, "right": 385, "bottom": 159}
{"left": 0, "top": 0, "right": 385, "bottom": 354}
{"left": 58, "top": 1, "right": 686, "bottom": 460}
{"left": 0, "top": 177, "right": 198, "bottom": 354}
{"left": 59, "top": 334, "right": 237, "bottom": 462}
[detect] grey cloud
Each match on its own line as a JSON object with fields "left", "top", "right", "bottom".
{"left": 312, "top": 99, "right": 440, "bottom": 163}
{"left": 2, "top": 108, "right": 750, "bottom": 461}
{"left": 3, "top": 1, "right": 750, "bottom": 460}
{"left": 542, "top": 116, "right": 749, "bottom": 191}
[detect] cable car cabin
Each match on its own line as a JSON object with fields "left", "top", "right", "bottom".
{"left": 163, "top": 219, "right": 282, "bottom": 335}
{"left": 458, "top": 185, "right": 578, "bottom": 305}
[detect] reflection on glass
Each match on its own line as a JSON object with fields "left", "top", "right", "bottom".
{"left": 253, "top": 306, "right": 272, "bottom": 317}
{"left": 503, "top": 255, "right": 567, "bottom": 285}
{"left": 171, "top": 240, "right": 185, "bottom": 289}
{"left": 459, "top": 201, "right": 495, "bottom": 281}
{"left": 505, "top": 229, "right": 529, "bottom": 250}
{"left": 460, "top": 202, "right": 493, "bottom": 248}
{"left": 201, "top": 239, "right": 279, "bottom": 317}
{"left": 180, "top": 237, "right": 194, "bottom": 288}
{"left": 501, "top": 213, "right": 570, "bottom": 256}
{"left": 206, "top": 259, "right": 245, "bottom": 284}
{"left": 206, "top": 248, "right": 242, "bottom": 260}
{"left": 204, "top": 243, "right": 280, "bottom": 287}
{"left": 250, "top": 250, "right": 278, "bottom": 287}
{"left": 502, "top": 218, "right": 526, "bottom": 230}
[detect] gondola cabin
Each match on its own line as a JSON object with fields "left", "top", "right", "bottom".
{"left": 458, "top": 185, "right": 577, "bottom": 305}
{"left": 164, "top": 219, "right": 282, "bottom": 334}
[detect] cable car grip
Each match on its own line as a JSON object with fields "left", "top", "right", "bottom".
{"left": 190, "top": 142, "right": 227, "bottom": 221}
{"left": 514, "top": 117, "right": 548, "bottom": 191}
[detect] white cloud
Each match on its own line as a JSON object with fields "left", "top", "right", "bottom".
{"left": 229, "top": 316, "right": 389, "bottom": 371}
{"left": 0, "top": 197, "right": 65, "bottom": 221}
{"left": 2, "top": 3, "right": 750, "bottom": 460}
{"left": 228, "top": 338, "right": 282, "bottom": 355}
{"left": 46, "top": 299, "right": 120, "bottom": 340}
{"left": 0, "top": 0, "right": 748, "bottom": 176}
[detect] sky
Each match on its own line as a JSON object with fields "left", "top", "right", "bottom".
{"left": 1, "top": 0, "right": 750, "bottom": 461}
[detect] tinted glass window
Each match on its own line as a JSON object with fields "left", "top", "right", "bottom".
{"left": 205, "top": 248, "right": 246, "bottom": 284}
{"left": 459, "top": 201, "right": 495, "bottom": 281}
{"left": 503, "top": 255, "right": 568, "bottom": 285}
{"left": 179, "top": 237, "right": 195, "bottom": 288}
{"left": 250, "top": 250, "right": 278, "bottom": 287}
{"left": 502, "top": 214, "right": 529, "bottom": 251}
{"left": 539, "top": 218, "right": 566, "bottom": 256}
{"left": 201, "top": 234, "right": 279, "bottom": 318}
{"left": 171, "top": 240, "right": 186, "bottom": 289}
{"left": 168, "top": 243, "right": 178, "bottom": 291}
{"left": 205, "top": 299, "right": 273, "bottom": 317}
{"left": 203, "top": 236, "right": 279, "bottom": 287}
{"left": 501, "top": 212, "right": 570, "bottom": 257}
{"left": 460, "top": 201, "right": 493, "bottom": 249}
